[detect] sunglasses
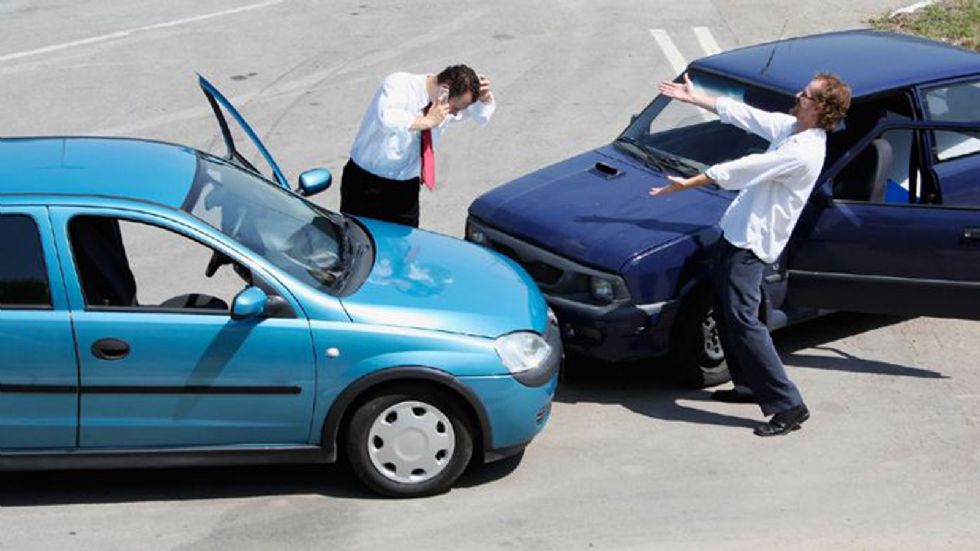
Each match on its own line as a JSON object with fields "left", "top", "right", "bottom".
{"left": 798, "top": 90, "right": 821, "bottom": 103}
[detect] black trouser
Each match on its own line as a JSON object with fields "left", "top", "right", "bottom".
{"left": 340, "top": 159, "right": 420, "bottom": 227}
{"left": 712, "top": 238, "right": 804, "bottom": 416}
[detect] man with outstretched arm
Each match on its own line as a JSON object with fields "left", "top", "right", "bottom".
{"left": 651, "top": 72, "right": 851, "bottom": 436}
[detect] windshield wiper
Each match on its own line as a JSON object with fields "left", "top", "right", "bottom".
{"left": 645, "top": 149, "right": 703, "bottom": 176}
{"left": 613, "top": 136, "right": 666, "bottom": 173}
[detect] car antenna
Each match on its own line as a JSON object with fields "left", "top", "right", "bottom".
{"left": 762, "top": 19, "right": 790, "bottom": 76}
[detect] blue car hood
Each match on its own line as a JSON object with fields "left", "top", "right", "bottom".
{"left": 340, "top": 219, "right": 548, "bottom": 338}
{"left": 470, "top": 145, "right": 734, "bottom": 271}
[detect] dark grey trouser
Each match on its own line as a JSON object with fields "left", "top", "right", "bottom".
{"left": 712, "top": 238, "right": 803, "bottom": 416}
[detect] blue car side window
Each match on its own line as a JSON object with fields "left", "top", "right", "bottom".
{"left": 0, "top": 215, "right": 52, "bottom": 309}
{"left": 923, "top": 80, "right": 980, "bottom": 162}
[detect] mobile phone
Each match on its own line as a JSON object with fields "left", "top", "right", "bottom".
{"left": 437, "top": 85, "right": 449, "bottom": 102}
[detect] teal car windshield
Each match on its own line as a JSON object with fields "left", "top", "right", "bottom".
{"left": 182, "top": 155, "right": 348, "bottom": 293}
{"left": 617, "top": 70, "right": 794, "bottom": 176}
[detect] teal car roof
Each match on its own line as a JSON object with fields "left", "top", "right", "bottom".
{"left": 0, "top": 137, "right": 199, "bottom": 208}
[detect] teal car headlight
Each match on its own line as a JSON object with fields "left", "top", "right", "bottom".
{"left": 494, "top": 331, "right": 552, "bottom": 374}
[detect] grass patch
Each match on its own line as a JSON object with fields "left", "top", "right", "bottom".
{"left": 870, "top": 0, "right": 980, "bottom": 51}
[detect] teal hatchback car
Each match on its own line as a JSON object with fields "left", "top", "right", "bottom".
{"left": 0, "top": 77, "right": 559, "bottom": 497}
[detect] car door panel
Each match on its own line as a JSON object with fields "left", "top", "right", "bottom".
{"left": 787, "top": 117, "right": 980, "bottom": 320}
{"left": 50, "top": 206, "right": 318, "bottom": 448}
{"left": 0, "top": 208, "right": 78, "bottom": 450}
{"left": 787, "top": 202, "right": 980, "bottom": 319}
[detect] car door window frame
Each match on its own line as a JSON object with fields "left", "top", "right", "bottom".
{"left": 63, "top": 209, "right": 300, "bottom": 318}
{"left": 916, "top": 76, "right": 980, "bottom": 164}
{"left": 817, "top": 117, "right": 980, "bottom": 211}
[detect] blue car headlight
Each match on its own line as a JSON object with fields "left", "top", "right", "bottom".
{"left": 465, "top": 221, "right": 489, "bottom": 245}
{"left": 494, "top": 331, "right": 552, "bottom": 374}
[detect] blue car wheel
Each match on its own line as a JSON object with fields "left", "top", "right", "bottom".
{"left": 668, "top": 291, "right": 731, "bottom": 388}
{"left": 346, "top": 384, "right": 474, "bottom": 498}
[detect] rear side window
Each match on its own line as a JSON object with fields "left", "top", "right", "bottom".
{"left": 923, "top": 80, "right": 980, "bottom": 161}
{"left": 0, "top": 215, "right": 52, "bottom": 308}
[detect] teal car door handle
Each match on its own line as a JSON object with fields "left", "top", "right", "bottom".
{"left": 92, "top": 338, "right": 130, "bottom": 360}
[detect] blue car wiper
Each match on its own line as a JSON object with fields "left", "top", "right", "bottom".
{"left": 614, "top": 136, "right": 669, "bottom": 173}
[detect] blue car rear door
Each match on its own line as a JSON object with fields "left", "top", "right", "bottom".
{"left": 50, "top": 206, "right": 317, "bottom": 448}
{"left": 786, "top": 109, "right": 980, "bottom": 320}
{"left": 0, "top": 206, "right": 78, "bottom": 449}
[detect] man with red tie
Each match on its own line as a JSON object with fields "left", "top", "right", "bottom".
{"left": 340, "top": 65, "right": 495, "bottom": 227}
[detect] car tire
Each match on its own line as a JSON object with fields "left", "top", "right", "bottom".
{"left": 345, "top": 384, "right": 474, "bottom": 498}
{"left": 667, "top": 291, "right": 731, "bottom": 388}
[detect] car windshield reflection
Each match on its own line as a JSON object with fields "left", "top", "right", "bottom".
{"left": 182, "top": 155, "right": 349, "bottom": 293}
{"left": 618, "top": 70, "right": 795, "bottom": 174}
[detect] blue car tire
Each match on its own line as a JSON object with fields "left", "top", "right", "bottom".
{"left": 345, "top": 384, "right": 475, "bottom": 498}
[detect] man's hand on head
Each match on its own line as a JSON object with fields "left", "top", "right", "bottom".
{"left": 478, "top": 74, "right": 493, "bottom": 104}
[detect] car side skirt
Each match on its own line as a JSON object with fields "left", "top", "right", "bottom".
{"left": 0, "top": 445, "right": 329, "bottom": 471}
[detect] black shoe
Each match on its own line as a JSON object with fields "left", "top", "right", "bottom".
{"left": 711, "top": 389, "right": 756, "bottom": 404}
{"left": 753, "top": 404, "right": 810, "bottom": 437}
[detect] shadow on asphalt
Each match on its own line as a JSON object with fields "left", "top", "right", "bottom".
{"left": 555, "top": 312, "right": 946, "bottom": 428}
{"left": 0, "top": 464, "right": 375, "bottom": 506}
{"left": 0, "top": 314, "right": 939, "bottom": 506}
{"left": 0, "top": 453, "right": 523, "bottom": 506}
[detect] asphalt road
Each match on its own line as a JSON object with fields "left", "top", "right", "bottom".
{"left": 2, "top": 1, "right": 979, "bottom": 549}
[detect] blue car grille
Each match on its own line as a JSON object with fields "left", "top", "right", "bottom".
{"left": 490, "top": 242, "right": 564, "bottom": 286}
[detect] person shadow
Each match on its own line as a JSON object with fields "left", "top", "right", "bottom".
{"left": 555, "top": 311, "right": 944, "bottom": 428}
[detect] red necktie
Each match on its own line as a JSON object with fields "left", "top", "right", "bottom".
{"left": 420, "top": 104, "right": 435, "bottom": 190}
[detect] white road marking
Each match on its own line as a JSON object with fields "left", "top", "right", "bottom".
{"left": 649, "top": 29, "right": 688, "bottom": 76}
{"left": 693, "top": 26, "right": 721, "bottom": 56}
{"left": 650, "top": 28, "right": 717, "bottom": 121}
{"left": 891, "top": 0, "right": 937, "bottom": 16}
{"left": 0, "top": 0, "right": 284, "bottom": 64}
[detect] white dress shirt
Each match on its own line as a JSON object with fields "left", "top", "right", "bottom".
{"left": 705, "top": 97, "right": 827, "bottom": 264}
{"left": 349, "top": 72, "right": 496, "bottom": 181}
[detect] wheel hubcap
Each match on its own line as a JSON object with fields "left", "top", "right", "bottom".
{"left": 367, "top": 400, "right": 455, "bottom": 484}
{"left": 700, "top": 307, "right": 725, "bottom": 362}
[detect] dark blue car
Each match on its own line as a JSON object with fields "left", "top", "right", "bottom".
{"left": 467, "top": 30, "right": 980, "bottom": 387}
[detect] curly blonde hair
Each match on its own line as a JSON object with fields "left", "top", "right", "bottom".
{"left": 812, "top": 72, "right": 852, "bottom": 131}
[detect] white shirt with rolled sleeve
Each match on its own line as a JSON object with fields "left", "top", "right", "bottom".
{"left": 349, "top": 72, "right": 495, "bottom": 182}
{"left": 705, "top": 96, "right": 827, "bottom": 264}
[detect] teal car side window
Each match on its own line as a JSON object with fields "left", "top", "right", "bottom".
{"left": 67, "top": 214, "right": 283, "bottom": 315}
{"left": 0, "top": 214, "right": 52, "bottom": 309}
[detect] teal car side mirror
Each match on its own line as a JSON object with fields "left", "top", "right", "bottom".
{"left": 231, "top": 286, "right": 269, "bottom": 320}
{"left": 297, "top": 168, "right": 332, "bottom": 197}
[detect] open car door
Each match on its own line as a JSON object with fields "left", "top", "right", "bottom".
{"left": 785, "top": 116, "right": 980, "bottom": 320}
{"left": 199, "top": 75, "right": 289, "bottom": 189}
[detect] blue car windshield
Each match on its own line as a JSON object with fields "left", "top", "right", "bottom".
{"left": 182, "top": 155, "right": 346, "bottom": 293}
{"left": 618, "top": 70, "right": 795, "bottom": 175}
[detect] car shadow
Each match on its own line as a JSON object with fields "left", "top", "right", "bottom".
{"left": 0, "top": 452, "right": 525, "bottom": 506}
{"left": 0, "top": 464, "right": 375, "bottom": 506}
{"left": 555, "top": 312, "right": 945, "bottom": 428}
{"left": 776, "top": 312, "right": 947, "bottom": 379}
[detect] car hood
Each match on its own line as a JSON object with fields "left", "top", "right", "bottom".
{"left": 340, "top": 218, "right": 549, "bottom": 338}
{"left": 469, "top": 145, "right": 734, "bottom": 272}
